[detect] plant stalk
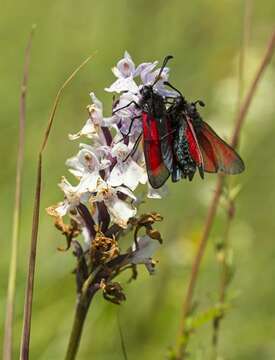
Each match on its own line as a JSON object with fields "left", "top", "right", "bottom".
{"left": 3, "top": 26, "right": 35, "bottom": 360}
{"left": 65, "top": 287, "right": 98, "bottom": 360}
{"left": 175, "top": 28, "right": 275, "bottom": 359}
{"left": 19, "top": 55, "right": 93, "bottom": 360}
{"left": 212, "top": 2, "right": 253, "bottom": 351}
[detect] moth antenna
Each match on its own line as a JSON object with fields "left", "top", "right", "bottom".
{"left": 163, "top": 81, "right": 183, "bottom": 97}
{"left": 152, "top": 55, "right": 173, "bottom": 87}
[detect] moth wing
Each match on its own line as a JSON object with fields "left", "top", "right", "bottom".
{"left": 142, "top": 113, "right": 170, "bottom": 188}
{"left": 197, "top": 121, "right": 245, "bottom": 174}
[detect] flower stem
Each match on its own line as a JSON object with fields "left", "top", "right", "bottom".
{"left": 175, "top": 28, "right": 275, "bottom": 359}
{"left": 20, "top": 56, "right": 93, "bottom": 360}
{"left": 3, "top": 26, "right": 35, "bottom": 360}
{"left": 65, "top": 287, "right": 98, "bottom": 360}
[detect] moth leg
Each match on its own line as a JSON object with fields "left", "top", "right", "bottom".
{"left": 114, "top": 116, "right": 142, "bottom": 144}
{"left": 112, "top": 100, "right": 139, "bottom": 115}
{"left": 123, "top": 134, "right": 142, "bottom": 162}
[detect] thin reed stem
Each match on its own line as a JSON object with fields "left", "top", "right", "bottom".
{"left": 212, "top": 199, "right": 234, "bottom": 343}
{"left": 117, "top": 311, "right": 128, "bottom": 360}
{"left": 175, "top": 28, "right": 275, "bottom": 359}
{"left": 19, "top": 55, "right": 93, "bottom": 360}
{"left": 237, "top": 0, "right": 253, "bottom": 108}
{"left": 212, "top": 1, "right": 253, "bottom": 351}
{"left": 176, "top": 175, "right": 224, "bottom": 358}
{"left": 212, "top": 198, "right": 234, "bottom": 349}
{"left": 3, "top": 26, "right": 35, "bottom": 360}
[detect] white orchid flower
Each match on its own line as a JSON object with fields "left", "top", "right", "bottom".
{"left": 105, "top": 51, "right": 140, "bottom": 94}
{"left": 107, "top": 142, "right": 147, "bottom": 191}
{"left": 90, "top": 181, "right": 137, "bottom": 228}
{"left": 69, "top": 93, "right": 113, "bottom": 145}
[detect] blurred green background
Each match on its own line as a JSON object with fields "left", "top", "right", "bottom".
{"left": 1, "top": 0, "right": 275, "bottom": 359}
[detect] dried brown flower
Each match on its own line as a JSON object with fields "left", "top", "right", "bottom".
{"left": 100, "top": 280, "right": 126, "bottom": 305}
{"left": 90, "top": 231, "right": 120, "bottom": 266}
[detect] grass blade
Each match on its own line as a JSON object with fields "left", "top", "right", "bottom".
{"left": 117, "top": 311, "right": 128, "bottom": 360}
{"left": 3, "top": 26, "right": 35, "bottom": 360}
{"left": 19, "top": 55, "right": 93, "bottom": 360}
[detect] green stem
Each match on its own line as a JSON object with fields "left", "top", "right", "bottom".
{"left": 65, "top": 287, "right": 98, "bottom": 360}
{"left": 3, "top": 27, "right": 35, "bottom": 360}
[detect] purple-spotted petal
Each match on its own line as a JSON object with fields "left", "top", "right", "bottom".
{"left": 105, "top": 77, "right": 139, "bottom": 94}
{"left": 105, "top": 196, "right": 136, "bottom": 228}
{"left": 113, "top": 51, "right": 136, "bottom": 78}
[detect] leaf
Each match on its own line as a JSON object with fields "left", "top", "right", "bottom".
{"left": 229, "top": 184, "right": 242, "bottom": 201}
{"left": 185, "top": 303, "right": 231, "bottom": 332}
